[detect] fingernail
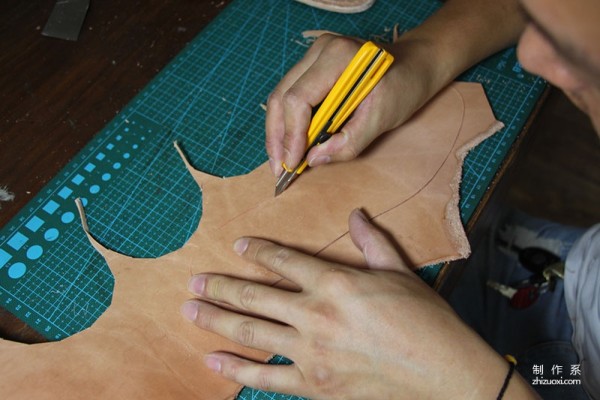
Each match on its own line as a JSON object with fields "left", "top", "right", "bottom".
{"left": 353, "top": 208, "right": 368, "bottom": 221}
{"left": 351, "top": 209, "right": 372, "bottom": 227}
{"left": 204, "top": 354, "right": 222, "bottom": 372}
{"left": 233, "top": 238, "right": 249, "bottom": 255}
{"left": 268, "top": 158, "right": 279, "bottom": 176}
{"left": 181, "top": 301, "right": 199, "bottom": 321}
{"left": 188, "top": 275, "right": 206, "bottom": 295}
{"left": 282, "top": 148, "right": 292, "bottom": 168}
{"left": 308, "top": 155, "right": 330, "bottom": 167}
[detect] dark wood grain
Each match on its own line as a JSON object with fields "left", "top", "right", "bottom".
{"left": 0, "top": 0, "right": 232, "bottom": 229}
{"left": 0, "top": 0, "right": 231, "bottom": 343}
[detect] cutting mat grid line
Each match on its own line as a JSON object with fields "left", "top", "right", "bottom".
{"left": 0, "top": 1, "right": 546, "bottom": 399}
{"left": 6, "top": 228, "right": 112, "bottom": 337}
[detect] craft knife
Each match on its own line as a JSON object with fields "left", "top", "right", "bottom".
{"left": 274, "top": 41, "right": 394, "bottom": 196}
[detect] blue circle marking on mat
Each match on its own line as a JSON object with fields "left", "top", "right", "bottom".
{"left": 102, "top": 173, "right": 111, "bottom": 182}
{"left": 90, "top": 185, "right": 100, "bottom": 194}
{"left": 113, "top": 162, "right": 122, "bottom": 170}
{"left": 44, "top": 228, "right": 59, "bottom": 241}
{"left": 61, "top": 212, "right": 75, "bottom": 224}
{"left": 26, "top": 245, "right": 43, "bottom": 260}
{"left": 8, "top": 263, "right": 26, "bottom": 279}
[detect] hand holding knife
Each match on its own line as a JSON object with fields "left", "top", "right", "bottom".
{"left": 274, "top": 41, "right": 394, "bottom": 196}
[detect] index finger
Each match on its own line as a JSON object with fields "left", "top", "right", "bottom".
{"left": 266, "top": 35, "right": 361, "bottom": 172}
{"left": 234, "top": 237, "right": 327, "bottom": 288}
{"left": 280, "top": 38, "right": 362, "bottom": 170}
{"left": 265, "top": 35, "right": 336, "bottom": 175}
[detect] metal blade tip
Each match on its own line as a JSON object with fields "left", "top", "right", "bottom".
{"left": 274, "top": 170, "right": 296, "bottom": 197}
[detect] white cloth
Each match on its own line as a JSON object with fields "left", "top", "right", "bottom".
{"left": 565, "top": 224, "right": 600, "bottom": 399}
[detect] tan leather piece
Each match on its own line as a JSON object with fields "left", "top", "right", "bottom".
{"left": 0, "top": 82, "right": 501, "bottom": 399}
{"left": 294, "top": 0, "right": 376, "bottom": 14}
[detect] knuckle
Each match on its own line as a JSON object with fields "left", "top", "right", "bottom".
{"left": 309, "top": 365, "right": 339, "bottom": 395}
{"left": 345, "top": 143, "right": 360, "bottom": 160}
{"left": 281, "top": 87, "right": 304, "bottom": 109}
{"left": 255, "top": 242, "right": 290, "bottom": 269}
{"left": 338, "top": 132, "right": 360, "bottom": 161}
{"left": 221, "top": 358, "right": 240, "bottom": 380}
{"left": 266, "top": 89, "right": 281, "bottom": 107}
{"left": 196, "top": 306, "right": 217, "bottom": 330}
{"left": 235, "top": 320, "right": 256, "bottom": 347}
{"left": 312, "top": 32, "right": 334, "bottom": 48}
{"left": 271, "top": 247, "right": 290, "bottom": 269}
{"left": 207, "top": 277, "right": 224, "bottom": 300}
{"left": 308, "top": 337, "right": 330, "bottom": 358}
{"left": 239, "top": 284, "right": 257, "bottom": 309}
{"left": 253, "top": 241, "right": 275, "bottom": 264}
{"left": 257, "top": 371, "right": 273, "bottom": 392}
{"left": 320, "top": 268, "right": 355, "bottom": 295}
{"left": 324, "top": 36, "right": 360, "bottom": 58}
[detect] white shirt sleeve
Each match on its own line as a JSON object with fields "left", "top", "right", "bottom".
{"left": 565, "top": 224, "right": 600, "bottom": 399}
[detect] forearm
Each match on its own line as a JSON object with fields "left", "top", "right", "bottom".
{"left": 265, "top": 0, "right": 527, "bottom": 171}
{"left": 392, "top": 0, "right": 526, "bottom": 99}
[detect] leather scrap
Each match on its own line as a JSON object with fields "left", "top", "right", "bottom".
{"left": 0, "top": 82, "right": 502, "bottom": 399}
{"left": 294, "top": 0, "right": 376, "bottom": 14}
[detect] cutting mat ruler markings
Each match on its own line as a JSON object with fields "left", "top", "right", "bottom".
{"left": 0, "top": 113, "right": 170, "bottom": 339}
{"left": 1, "top": 1, "right": 545, "bottom": 399}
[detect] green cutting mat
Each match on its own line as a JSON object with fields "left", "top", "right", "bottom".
{"left": 0, "top": 0, "right": 545, "bottom": 398}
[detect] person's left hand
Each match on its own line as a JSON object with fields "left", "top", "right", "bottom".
{"left": 180, "top": 209, "right": 512, "bottom": 399}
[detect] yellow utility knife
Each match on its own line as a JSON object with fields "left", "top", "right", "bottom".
{"left": 274, "top": 41, "right": 394, "bottom": 196}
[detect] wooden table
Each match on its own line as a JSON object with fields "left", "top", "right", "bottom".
{"left": 0, "top": 0, "right": 232, "bottom": 343}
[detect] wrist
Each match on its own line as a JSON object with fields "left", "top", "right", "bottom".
{"left": 388, "top": 35, "right": 453, "bottom": 103}
{"left": 430, "top": 320, "right": 540, "bottom": 399}
{"left": 391, "top": 0, "right": 526, "bottom": 94}
{"left": 465, "top": 350, "right": 541, "bottom": 399}
{"left": 499, "top": 364, "right": 542, "bottom": 399}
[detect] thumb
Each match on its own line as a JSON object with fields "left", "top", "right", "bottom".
{"left": 307, "top": 126, "right": 367, "bottom": 167}
{"left": 348, "top": 209, "right": 410, "bottom": 272}
{"left": 306, "top": 95, "right": 386, "bottom": 167}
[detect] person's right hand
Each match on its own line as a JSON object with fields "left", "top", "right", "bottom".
{"left": 265, "top": 0, "right": 528, "bottom": 178}
{"left": 265, "top": 34, "right": 439, "bottom": 177}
